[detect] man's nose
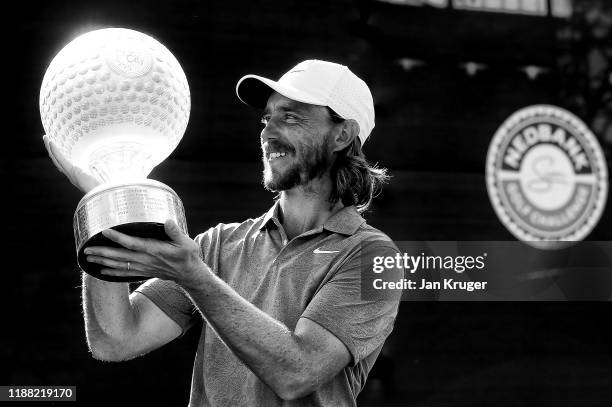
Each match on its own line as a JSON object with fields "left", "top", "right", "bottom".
{"left": 260, "top": 120, "right": 279, "bottom": 143}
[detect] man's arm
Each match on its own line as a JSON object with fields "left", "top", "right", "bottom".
{"left": 183, "top": 271, "right": 351, "bottom": 400}
{"left": 42, "top": 135, "right": 186, "bottom": 361}
{"left": 82, "top": 273, "right": 183, "bottom": 361}
{"left": 85, "top": 221, "right": 352, "bottom": 400}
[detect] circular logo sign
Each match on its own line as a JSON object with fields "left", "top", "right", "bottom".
{"left": 105, "top": 40, "right": 153, "bottom": 78}
{"left": 486, "top": 105, "right": 608, "bottom": 248}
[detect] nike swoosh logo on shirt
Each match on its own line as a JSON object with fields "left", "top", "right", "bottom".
{"left": 313, "top": 248, "right": 340, "bottom": 254}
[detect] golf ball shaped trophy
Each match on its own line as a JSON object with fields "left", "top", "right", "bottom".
{"left": 40, "top": 28, "right": 191, "bottom": 282}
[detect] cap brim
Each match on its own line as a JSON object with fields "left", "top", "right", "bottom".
{"left": 236, "top": 75, "right": 323, "bottom": 109}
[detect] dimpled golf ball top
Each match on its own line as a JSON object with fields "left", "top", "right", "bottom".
{"left": 40, "top": 28, "right": 190, "bottom": 181}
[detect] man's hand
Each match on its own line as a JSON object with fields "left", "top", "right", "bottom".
{"left": 43, "top": 134, "right": 101, "bottom": 194}
{"left": 84, "top": 220, "right": 207, "bottom": 289}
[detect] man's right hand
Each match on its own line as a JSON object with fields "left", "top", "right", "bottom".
{"left": 43, "top": 135, "right": 101, "bottom": 194}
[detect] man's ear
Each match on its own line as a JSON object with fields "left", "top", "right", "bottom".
{"left": 332, "top": 119, "right": 359, "bottom": 152}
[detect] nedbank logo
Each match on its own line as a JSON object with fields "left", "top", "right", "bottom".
{"left": 486, "top": 105, "right": 608, "bottom": 248}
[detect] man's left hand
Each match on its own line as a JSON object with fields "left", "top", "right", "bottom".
{"left": 84, "top": 220, "right": 207, "bottom": 288}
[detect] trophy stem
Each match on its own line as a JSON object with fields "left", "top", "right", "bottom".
{"left": 88, "top": 140, "right": 159, "bottom": 182}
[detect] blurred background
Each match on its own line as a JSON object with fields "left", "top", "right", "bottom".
{"left": 3, "top": 0, "right": 612, "bottom": 405}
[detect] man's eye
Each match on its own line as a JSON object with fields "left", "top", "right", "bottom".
{"left": 284, "top": 113, "right": 299, "bottom": 123}
{"left": 260, "top": 115, "right": 270, "bottom": 125}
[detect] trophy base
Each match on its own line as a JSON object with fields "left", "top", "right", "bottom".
{"left": 78, "top": 222, "right": 171, "bottom": 282}
{"left": 73, "top": 179, "right": 188, "bottom": 282}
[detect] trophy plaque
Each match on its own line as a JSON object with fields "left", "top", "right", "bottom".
{"left": 40, "top": 28, "right": 191, "bottom": 282}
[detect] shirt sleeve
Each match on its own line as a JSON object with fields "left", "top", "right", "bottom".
{"left": 301, "top": 240, "right": 403, "bottom": 366}
{"left": 134, "top": 278, "right": 199, "bottom": 336}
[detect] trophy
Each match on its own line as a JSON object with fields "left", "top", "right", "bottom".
{"left": 40, "top": 28, "right": 191, "bottom": 282}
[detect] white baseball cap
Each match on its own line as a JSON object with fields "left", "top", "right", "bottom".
{"left": 235, "top": 59, "right": 375, "bottom": 145}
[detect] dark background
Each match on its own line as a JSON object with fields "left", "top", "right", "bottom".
{"left": 3, "top": 0, "right": 612, "bottom": 405}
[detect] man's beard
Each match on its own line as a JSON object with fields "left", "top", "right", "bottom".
{"left": 262, "top": 139, "right": 332, "bottom": 192}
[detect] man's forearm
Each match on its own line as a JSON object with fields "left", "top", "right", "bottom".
{"left": 82, "top": 273, "right": 137, "bottom": 359}
{"left": 181, "top": 266, "right": 326, "bottom": 399}
{"left": 82, "top": 224, "right": 349, "bottom": 397}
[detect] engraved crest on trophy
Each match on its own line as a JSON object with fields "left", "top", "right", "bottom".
{"left": 40, "top": 28, "right": 191, "bottom": 282}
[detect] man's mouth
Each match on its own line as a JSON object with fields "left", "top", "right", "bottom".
{"left": 264, "top": 141, "right": 294, "bottom": 161}
{"left": 268, "top": 151, "right": 288, "bottom": 160}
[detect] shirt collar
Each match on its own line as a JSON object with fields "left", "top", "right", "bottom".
{"left": 323, "top": 206, "right": 365, "bottom": 235}
{"left": 259, "top": 201, "right": 282, "bottom": 230}
{"left": 259, "top": 201, "right": 365, "bottom": 236}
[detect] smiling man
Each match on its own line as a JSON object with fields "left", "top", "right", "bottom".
{"left": 46, "top": 59, "right": 402, "bottom": 406}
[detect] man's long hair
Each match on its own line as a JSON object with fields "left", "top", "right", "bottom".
{"left": 327, "top": 109, "right": 390, "bottom": 212}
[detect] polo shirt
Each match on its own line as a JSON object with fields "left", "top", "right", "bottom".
{"left": 135, "top": 201, "right": 402, "bottom": 407}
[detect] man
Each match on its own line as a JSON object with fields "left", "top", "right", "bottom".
{"left": 44, "top": 59, "right": 402, "bottom": 406}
